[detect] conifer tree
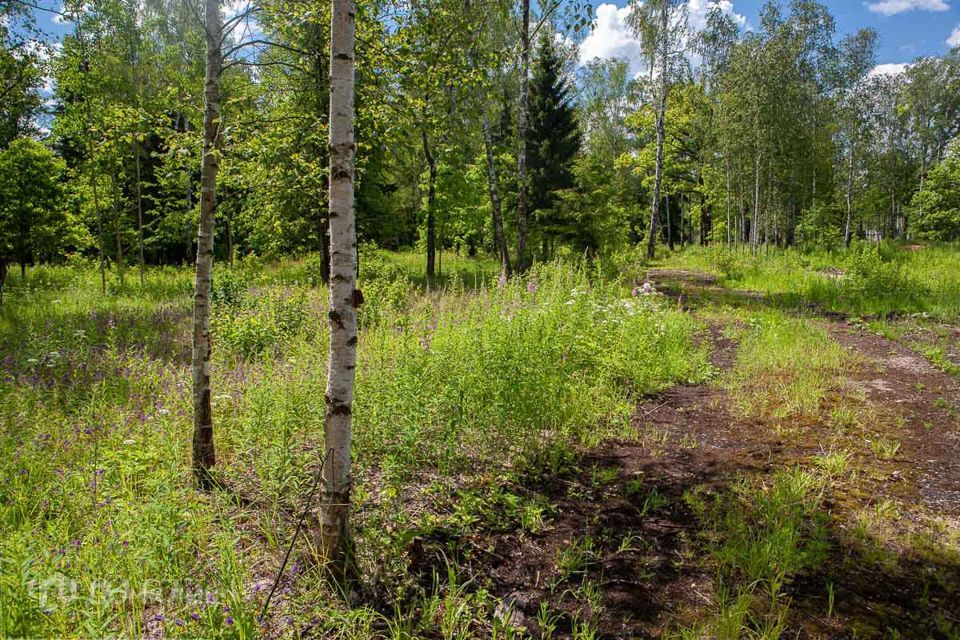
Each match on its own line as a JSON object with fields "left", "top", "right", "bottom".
{"left": 527, "top": 31, "right": 580, "bottom": 245}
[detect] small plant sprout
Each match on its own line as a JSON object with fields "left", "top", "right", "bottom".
{"left": 815, "top": 448, "right": 852, "bottom": 478}
{"left": 870, "top": 437, "right": 902, "bottom": 461}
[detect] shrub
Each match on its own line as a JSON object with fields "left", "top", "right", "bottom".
{"left": 840, "top": 241, "right": 929, "bottom": 314}
{"left": 213, "top": 286, "right": 310, "bottom": 358}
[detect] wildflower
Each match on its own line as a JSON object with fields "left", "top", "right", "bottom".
{"left": 225, "top": 616, "right": 234, "bottom": 626}
{"left": 527, "top": 280, "right": 538, "bottom": 294}
{"left": 152, "top": 613, "right": 164, "bottom": 622}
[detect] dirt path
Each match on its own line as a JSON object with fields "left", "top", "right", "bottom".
{"left": 827, "top": 322, "right": 960, "bottom": 514}
{"left": 453, "top": 324, "right": 758, "bottom": 637}
{"left": 402, "top": 271, "right": 960, "bottom": 638}
{"left": 439, "top": 273, "right": 960, "bottom": 639}
{"left": 650, "top": 267, "right": 960, "bottom": 515}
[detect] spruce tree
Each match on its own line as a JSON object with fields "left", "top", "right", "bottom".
{"left": 527, "top": 32, "right": 581, "bottom": 233}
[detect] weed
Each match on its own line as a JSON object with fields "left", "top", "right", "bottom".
{"left": 831, "top": 405, "right": 860, "bottom": 432}
{"left": 870, "top": 437, "right": 901, "bottom": 460}
{"left": 683, "top": 468, "right": 829, "bottom": 637}
{"left": 555, "top": 536, "right": 599, "bottom": 583}
{"left": 815, "top": 448, "right": 853, "bottom": 478}
{"left": 726, "top": 311, "right": 846, "bottom": 421}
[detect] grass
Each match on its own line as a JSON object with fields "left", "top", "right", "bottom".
{"left": 0, "top": 252, "right": 708, "bottom": 638}
{"left": 680, "top": 467, "right": 830, "bottom": 638}
{"left": 3, "top": 242, "right": 959, "bottom": 638}
{"left": 723, "top": 310, "right": 847, "bottom": 422}
{"left": 656, "top": 242, "right": 960, "bottom": 321}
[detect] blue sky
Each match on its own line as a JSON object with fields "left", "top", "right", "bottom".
{"left": 22, "top": 0, "right": 960, "bottom": 79}
{"left": 578, "top": 0, "right": 960, "bottom": 76}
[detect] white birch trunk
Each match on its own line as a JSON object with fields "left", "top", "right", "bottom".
{"left": 482, "top": 115, "right": 511, "bottom": 277}
{"left": 192, "top": 0, "right": 221, "bottom": 488}
{"left": 320, "top": 0, "right": 358, "bottom": 579}
{"left": 515, "top": 0, "right": 530, "bottom": 271}
{"left": 645, "top": 0, "right": 669, "bottom": 260}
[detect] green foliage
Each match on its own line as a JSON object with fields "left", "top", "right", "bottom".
{"left": 213, "top": 285, "right": 312, "bottom": 359}
{"left": 355, "top": 261, "right": 709, "bottom": 479}
{"left": 528, "top": 31, "right": 581, "bottom": 218}
{"left": 726, "top": 310, "right": 846, "bottom": 421}
{"left": 0, "top": 139, "right": 74, "bottom": 267}
{"left": 683, "top": 468, "right": 829, "bottom": 638}
{"left": 911, "top": 145, "right": 960, "bottom": 241}
{"left": 839, "top": 241, "right": 929, "bottom": 312}
{"left": 0, "top": 256, "right": 707, "bottom": 637}
{"left": 796, "top": 201, "right": 844, "bottom": 251}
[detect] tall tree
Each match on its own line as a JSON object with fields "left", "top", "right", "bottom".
{"left": 835, "top": 29, "right": 877, "bottom": 246}
{"left": 0, "top": 139, "right": 68, "bottom": 278}
{"left": 527, "top": 30, "right": 580, "bottom": 249}
{"left": 515, "top": 0, "right": 531, "bottom": 271}
{"left": 320, "top": 0, "right": 357, "bottom": 579}
{"left": 191, "top": 0, "right": 221, "bottom": 489}
{"left": 630, "top": 0, "right": 688, "bottom": 259}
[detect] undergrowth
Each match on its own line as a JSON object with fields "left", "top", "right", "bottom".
{"left": 0, "top": 254, "right": 707, "bottom": 638}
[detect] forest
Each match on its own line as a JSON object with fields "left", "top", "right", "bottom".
{"left": 2, "top": 0, "right": 960, "bottom": 637}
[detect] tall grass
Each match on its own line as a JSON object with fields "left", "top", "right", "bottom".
{"left": 724, "top": 311, "right": 847, "bottom": 422}
{"left": 0, "top": 254, "right": 707, "bottom": 638}
{"left": 657, "top": 243, "right": 960, "bottom": 320}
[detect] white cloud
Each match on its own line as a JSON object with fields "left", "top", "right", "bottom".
{"left": 948, "top": 24, "right": 960, "bottom": 47}
{"left": 686, "top": 0, "right": 746, "bottom": 32}
{"left": 579, "top": 1, "right": 745, "bottom": 77}
{"left": 579, "top": 3, "right": 646, "bottom": 76}
{"left": 869, "top": 62, "right": 910, "bottom": 76}
{"left": 866, "top": 0, "right": 950, "bottom": 17}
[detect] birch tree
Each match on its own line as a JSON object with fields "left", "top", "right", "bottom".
{"left": 629, "top": 0, "right": 687, "bottom": 259}
{"left": 191, "top": 0, "right": 221, "bottom": 488}
{"left": 319, "top": 0, "right": 357, "bottom": 578}
{"left": 515, "top": 0, "right": 531, "bottom": 271}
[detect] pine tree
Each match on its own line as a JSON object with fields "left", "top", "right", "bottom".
{"left": 527, "top": 31, "right": 581, "bottom": 247}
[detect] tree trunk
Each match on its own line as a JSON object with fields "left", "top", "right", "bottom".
{"left": 130, "top": 7, "right": 145, "bottom": 286}
{"left": 515, "top": 0, "right": 530, "bottom": 271}
{"left": 185, "top": 174, "right": 193, "bottom": 264}
{"left": 192, "top": 0, "right": 221, "bottom": 489}
{"left": 647, "top": 86, "right": 667, "bottom": 259}
{"left": 0, "top": 259, "right": 6, "bottom": 308}
{"left": 89, "top": 147, "right": 107, "bottom": 294}
{"left": 319, "top": 210, "right": 332, "bottom": 285}
{"left": 725, "top": 159, "right": 732, "bottom": 246}
{"left": 226, "top": 214, "right": 234, "bottom": 266}
{"left": 844, "top": 148, "right": 854, "bottom": 247}
{"left": 110, "top": 170, "right": 124, "bottom": 287}
{"left": 132, "top": 132, "right": 145, "bottom": 285}
{"left": 752, "top": 152, "right": 761, "bottom": 254}
{"left": 320, "top": 0, "right": 358, "bottom": 582}
{"left": 645, "top": 0, "right": 669, "bottom": 260}
{"left": 421, "top": 128, "right": 437, "bottom": 279}
{"left": 482, "top": 115, "right": 511, "bottom": 277}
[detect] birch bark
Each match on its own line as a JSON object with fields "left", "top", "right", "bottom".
{"left": 320, "top": 0, "right": 358, "bottom": 579}
{"left": 191, "top": 0, "right": 221, "bottom": 488}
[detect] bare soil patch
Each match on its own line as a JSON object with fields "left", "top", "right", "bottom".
{"left": 405, "top": 274, "right": 960, "bottom": 638}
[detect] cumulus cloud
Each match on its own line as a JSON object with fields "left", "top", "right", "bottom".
{"left": 948, "top": 24, "right": 960, "bottom": 47}
{"left": 866, "top": 0, "right": 950, "bottom": 17}
{"left": 579, "top": 4, "right": 646, "bottom": 76}
{"left": 686, "top": 0, "right": 746, "bottom": 31}
{"left": 868, "top": 62, "right": 910, "bottom": 76}
{"left": 578, "top": 1, "right": 746, "bottom": 77}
